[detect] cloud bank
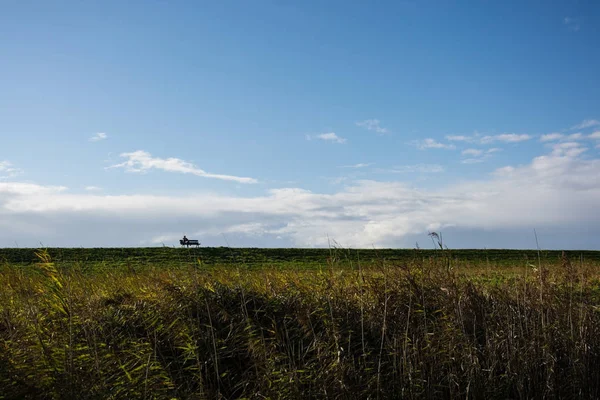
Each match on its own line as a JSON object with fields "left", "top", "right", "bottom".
{"left": 2, "top": 143, "right": 600, "bottom": 248}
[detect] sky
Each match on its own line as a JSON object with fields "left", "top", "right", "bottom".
{"left": 1, "top": 0, "right": 600, "bottom": 249}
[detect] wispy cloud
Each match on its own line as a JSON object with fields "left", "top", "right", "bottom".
{"left": 564, "top": 17, "right": 581, "bottom": 31}
{"left": 460, "top": 148, "right": 501, "bottom": 164}
{"left": 567, "top": 133, "right": 584, "bottom": 140}
{"left": 461, "top": 158, "right": 485, "bottom": 164}
{"left": 310, "top": 132, "right": 347, "bottom": 144}
{"left": 461, "top": 149, "right": 483, "bottom": 157}
{"left": 589, "top": 131, "right": 600, "bottom": 140}
{"left": 448, "top": 133, "right": 530, "bottom": 144}
{"left": 540, "top": 133, "right": 564, "bottom": 142}
{"left": 339, "top": 163, "right": 373, "bottom": 169}
{"left": 356, "top": 119, "right": 389, "bottom": 134}
{"left": 541, "top": 132, "right": 587, "bottom": 142}
{"left": 0, "top": 161, "right": 23, "bottom": 179}
{"left": 377, "top": 164, "right": 445, "bottom": 174}
{"left": 480, "top": 134, "right": 532, "bottom": 144}
{"left": 448, "top": 120, "right": 597, "bottom": 146}
{"left": 550, "top": 142, "right": 587, "bottom": 158}
{"left": 108, "top": 150, "right": 258, "bottom": 184}
{"left": 571, "top": 119, "right": 599, "bottom": 130}
{"left": 85, "top": 186, "right": 102, "bottom": 192}
{"left": 89, "top": 132, "right": 107, "bottom": 142}
{"left": 446, "top": 135, "right": 474, "bottom": 142}
{"left": 411, "top": 138, "right": 456, "bottom": 150}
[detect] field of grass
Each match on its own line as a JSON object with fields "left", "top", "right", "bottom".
{"left": 3, "top": 246, "right": 600, "bottom": 269}
{"left": 2, "top": 247, "right": 600, "bottom": 399}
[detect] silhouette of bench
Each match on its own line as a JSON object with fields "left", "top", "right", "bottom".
{"left": 180, "top": 239, "right": 200, "bottom": 247}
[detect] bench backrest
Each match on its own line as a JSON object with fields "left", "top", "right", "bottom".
{"left": 180, "top": 239, "right": 200, "bottom": 245}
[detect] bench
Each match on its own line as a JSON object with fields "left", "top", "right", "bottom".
{"left": 180, "top": 239, "right": 200, "bottom": 247}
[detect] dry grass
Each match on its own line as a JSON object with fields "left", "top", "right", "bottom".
{"left": 2, "top": 250, "right": 600, "bottom": 399}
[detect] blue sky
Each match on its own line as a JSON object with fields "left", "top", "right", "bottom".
{"left": 1, "top": 1, "right": 600, "bottom": 249}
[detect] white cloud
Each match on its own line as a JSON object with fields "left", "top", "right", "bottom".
{"left": 460, "top": 148, "right": 501, "bottom": 164}
{"left": 85, "top": 186, "right": 102, "bottom": 192}
{"left": 448, "top": 133, "right": 531, "bottom": 144}
{"left": 446, "top": 135, "right": 473, "bottom": 142}
{"left": 108, "top": 150, "right": 258, "bottom": 184}
{"left": 412, "top": 138, "right": 456, "bottom": 150}
{"left": 571, "top": 119, "right": 599, "bottom": 130}
{"left": 340, "top": 163, "right": 373, "bottom": 169}
{"left": 2, "top": 142, "right": 600, "bottom": 249}
{"left": 89, "top": 132, "right": 107, "bottom": 142}
{"left": 540, "top": 133, "right": 564, "bottom": 142}
{"left": 2, "top": 142, "right": 600, "bottom": 248}
{"left": 3, "top": 143, "right": 600, "bottom": 248}
{"left": 0, "top": 161, "right": 23, "bottom": 179}
{"left": 0, "top": 182, "right": 67, "bottom": 196}
{"left": 314, "top": 132, "right": 347, "bottom": 144}
{"left": 541, "top": 132, "right": 586, "bottom": 143}
{"left": 461, "top": 158, "right": 484, "bottom": 164}
{"left": 449, "top": 121, "right": 597, "bottom": 146}
{"left": 540, "top": 132, "right": 585, "bottom": 143}
{"left": 462, "top": 149, "right": 483, "bottom": 157}
{"left": 589, "top": 131, "right": 600, "bottom": 140}
{"left": 550, "top": 142, "right": 587, "bottom": 158}
{"left": 327, "top": 176, "right": 349, "bottom": 185}
{"left": 480, "top": 134, "right": 532, "bottom": 144}
{"left": 377, "top": 164, "right": 444, "bottom": 174}
{"left": 356, "top": 119, "right": 389, "bottom": 134}
{"left": 307, "top": 132, "right": 347, "bottom": 143}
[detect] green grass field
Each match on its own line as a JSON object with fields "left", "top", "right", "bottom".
{"left": 3, "top": 246, "right": 600, "bottom": 268}
{"left": 2, "top": 247, "right": 600, "bottom": 399}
